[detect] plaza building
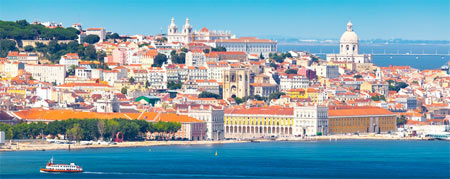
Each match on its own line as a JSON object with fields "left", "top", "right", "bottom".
{"left": 328, "top": 107, "right": 397, "bottom": 134}
{"left": 24, "top": 64, "right": 65, "bottom": 85}
{"left": 176, "top": 104, "right": 225, "bottom": 141}
{"left": 224, "top": 105, "right": 329, "bottom": 139}
{"left": 326, "top": 21, "right": 372, "bottom": 64}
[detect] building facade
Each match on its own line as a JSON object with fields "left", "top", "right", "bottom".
{"left": 328, "top": 107, "right": 397, "bottom": 134}
{"left": 215, "top": 37, "right": 277, "bottom": 58}
{"left": 223, "top": 68, "right": 250, "bottom": 99}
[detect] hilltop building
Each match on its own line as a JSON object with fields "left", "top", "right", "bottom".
{"left": 326, "top": 21, "right": 372, "bottom": 64}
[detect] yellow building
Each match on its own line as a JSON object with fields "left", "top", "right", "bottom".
{"left": 328, "top": 107, "right": 396, "bottom": 134}
{"left": 224, "top": 106, "right": 294, "bottom": 138}
{"left": 286, "top": 88, "right": 319, "bottom": 103}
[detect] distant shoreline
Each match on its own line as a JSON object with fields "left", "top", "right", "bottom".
{"left": 0, "top": 135, "right": 434, "bottom": 152}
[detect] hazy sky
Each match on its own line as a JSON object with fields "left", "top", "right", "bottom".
{"left": 1, "top": 0, "right": 449, "bottom": 40}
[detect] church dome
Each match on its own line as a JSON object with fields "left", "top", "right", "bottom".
{"left": 340, "top": 21, "right": 358, "bottom": 43}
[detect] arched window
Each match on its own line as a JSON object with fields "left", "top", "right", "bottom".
{"left": 346, "top": 45, "right": 349, "bottom": 51}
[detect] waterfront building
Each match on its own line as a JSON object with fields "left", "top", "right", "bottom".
{"left": 215, "top": 37, "right": 277, "bottom": 58}
{"left": 224, "top": 106, "right": 294, "bottom": 138}
{"left": 24, "top": 64, "right": 65, "bottom": 85}
{"left": 328, "top": 107, "right": 397, "bottom": 134}
{"left": 224, "top": 105, "right": 328, "bottom": 138}
{"left": 176, "top": 104, "right": 225, "bottom": 140}
{"left": 222, "top": 68, "right": 250, "bottom": 99}
{"left": 10, "top": 108, "right": 206, "bottom": 141}
{"left": 326, "top": 21, "right": 372, "bottom": 63}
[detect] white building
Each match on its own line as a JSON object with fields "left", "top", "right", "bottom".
{"left": 206, "top": 62, "right": 230, "bottom": 83}
{"left": 24, "top": 64, "right": 65, "bottom": 84}
{"left": 187, "top": 66, "right": 208, "bottom": 81}
{"left": 167, "top": 18, "right": 234, "bottom": 44}
{"left": 185, "top": 51, "right": 206, "bottom": 67}
{"left": 0, "top": 61, "right": 20, "bottom": 78}
{"left": 293, "top": 105, "right": 329, "bottom": 136}
{"left": 167, "top": 18, "right": 192, "bottom": 44}
{"left": 147, "top": 67, "right": 167, "bottom": 89}
{"left": 326, "top": 21, "right": 372, "bottom": 63}
{"left": 215, "top": 37, "right": 277, "bottom": 58}
{"left": 316, "top": 65, "right": 340, "bottom": 79}
{"left": 7, "top": 51, "right": 39, "bottom": 64}
{"left": 59, "top": 53, "right": 79, "bottom": 70}
{"left": 86, "top": 28, "right": 107, "bottom": 42}
{"left": 279, "top": 74, "right": 309, "bottom": 91}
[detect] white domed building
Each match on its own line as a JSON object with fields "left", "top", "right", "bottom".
{"left": 326, "top": 21, "right": 372, "bottom": 64}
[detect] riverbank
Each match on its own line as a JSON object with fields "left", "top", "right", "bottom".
{"left": 0, "top": 140, "right": 249, "bottom": 152}
{"left": 1, "top": 134, "right": 433, "bottom": 152}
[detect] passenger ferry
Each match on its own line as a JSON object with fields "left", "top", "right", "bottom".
{"left": 40, "top": 157, "right": 83, "bottom": 173}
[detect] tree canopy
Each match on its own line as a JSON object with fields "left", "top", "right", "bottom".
{"left": 198, "top": 91, "right": 221, "bottom": 99}
{"left": 152, "top": 53, "right": 168, "bottom": 67}
{"left": 84, "top": 34, "right": 100, "bottom": 44}
{"left": 0, "top": 39, "right": 18, "bottom": 57}
{"left": 0, "top": 20, "right": 79, "bottom": 41}
{"left": 285, "top": 69, "right": 298, "bottom": 74}
{"left": 0, "top": 118, "right": 182, "bottom": 141}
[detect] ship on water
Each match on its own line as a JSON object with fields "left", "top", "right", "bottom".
{"left": 40, "top": 157, "right": 83, "bottom": 173}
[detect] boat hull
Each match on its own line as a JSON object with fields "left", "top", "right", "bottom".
{"left": 40, "top": 168, "right": 83, "bottom": 173}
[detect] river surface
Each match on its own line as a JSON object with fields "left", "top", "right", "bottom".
{"left": 1, "top": 140, "right": 449, "bottom": 178}
{"left": 279, "top": 44, "right": 450, "bottom": 70}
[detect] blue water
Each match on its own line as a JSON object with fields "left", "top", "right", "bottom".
{"left": 1, "top": 140, "right": 449, "bottom": 178}
{"left": 279, "top": 44, "right": 450, "bottom": 70}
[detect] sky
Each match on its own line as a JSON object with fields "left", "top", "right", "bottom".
{"left": 0, "top": 0, "right": 449, "bottom": 40}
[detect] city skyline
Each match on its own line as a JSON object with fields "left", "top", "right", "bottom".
{"left": 0, "top": 0, "right": 449, "bottom": 40}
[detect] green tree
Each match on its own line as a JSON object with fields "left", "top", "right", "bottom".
{"left": 66, "top": 123, "right": 83, "bottom": 142}
{"left": 212, "top": 46, "right": 226, "bottom": 52}
{"left": 152, "top": 53, "right": 168, "bottom": 67}
{"left": 397, "top": 115, "right": 407, "bottom": 127}
{"left": 180, "top": 48, "right": 188, "bottom": 53}
{"left": 234, "top": 97, "right": 244, "bottom": 104}
{"left": 354, "top": 74, "right": 363, "bottom": 79}
{"left": 84, "top": 34, "right": 100, "bottom": 44}
{"left": 106, "top": 33, "right": 120, "bottom": 40}
{"left": 121, "top": 87, "right": 128, "bottom": 95}
{"left": 0, "top": 39, "right": 18, "bottom": 58}
{"left": 203, "top": 49, "right": 210, "bottom": 53}
{"left": 285, "top": 69, "right": 298, "bottom": 74}
{"left": 167, "top": 81, "right": 182, "bottom": 90}
{"left": 24, "top": 45, "right": 34, "bottom": 52}
{"left": 198, "top": 91, "right": 221, "bottom": 99}
{"left": 259, "top": 53, "right": 264, "bottom": 59}
{"left": 129, "top": 77, "right": 135, "bottom": 84}
{"left": 66, "top": 65, "right": 77, "bottom": 76}
{"left": 269, "top": 92, "right": 285, "bottom": 100}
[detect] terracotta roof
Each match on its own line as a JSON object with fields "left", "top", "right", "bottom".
{"left": 13, "top": 108, "right": 203, "bottom": 123}
{"left": 225, "top": 106, "right": 293, "bottom": 116}
{"left": 329, "top": 107, "right": 395, "bottom": 117}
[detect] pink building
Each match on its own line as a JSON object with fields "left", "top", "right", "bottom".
{"left": 112, "top": 48, "right": 128, "bottom": 65}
